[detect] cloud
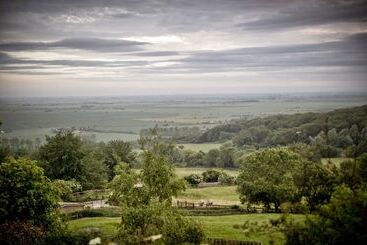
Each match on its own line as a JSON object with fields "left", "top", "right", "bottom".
{"left": 0, "top": 38, "right": 148, "bottom": 52}
{"left": 239, "top": 0, "right": 367, "bottom": 30}
{"left": 143, "top": 32, "right": 367, "bottom": 73}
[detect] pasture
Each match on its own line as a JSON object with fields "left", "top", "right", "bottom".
{"left": 178, "top": 185, "right": 240, "bottom": 205}
{"left": 67, "top": 214, "right": 306, "bottom": 244}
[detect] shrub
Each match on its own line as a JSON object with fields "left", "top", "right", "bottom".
{"left": 202, "top": 169, "right": 221, "bottom": 182}
{"left": 0, "top": 220, "right": 46, "bottom": 245}
{"left": 218, "top": 172, "right": 236, "bottom": 185}
{"left": 184, "top": 174, "right": 202, "bottom": 186}
{"left": 0, "top": 158, "right": 60, "bottom": 228}
{"left": 52, "top": 179, "right": 81, "bottom": 201}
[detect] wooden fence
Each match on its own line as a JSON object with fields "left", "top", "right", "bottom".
{"left": 207, "top": 238, "right": 262, "bottom": 245}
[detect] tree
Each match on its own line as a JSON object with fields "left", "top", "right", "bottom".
{"left": 237, "top": 148, "right": 302, "bottom": 212}
{"left": 0, "top": 158, "right": 60, "bottom": 226}
{"left": 205, "top": 149, "right": 220, "bottom": 167}
{"left": 100, "top": 140, "right": 136, "bottom": 180}
{"left": 293, "top": 161, "right": 337, "bottom": 211}
{"left": 338, "top": 153, "right": 367, "bottom": 189}
{"left": 283, "top": 185, "right": 367, "bottom": 245}
{"left": 218, "top": 144, "right": 236, "bottom": 168}
{"left": 109, "top": 144, "right": 203, "bottom": 244}
{"left": 37, "top": 130, "right": 87, "bottom": 184}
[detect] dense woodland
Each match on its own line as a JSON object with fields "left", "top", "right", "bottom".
{"left": 195, "top": 105, "right": 367, "bottom": 156}
{"left": 0, "top": 105, "right": 367, "bottom": 244}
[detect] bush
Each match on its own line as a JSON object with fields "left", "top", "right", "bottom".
{"left": 67, "top": 208, "right": 121, "bottom": 220}
{"left": 184, "top": 174, "right": 202, "bottom": 186}
{"left": 52, "top": 179, "right": 82, "bottom": 201}
{"left": 202, "top": 169, "right": 221, "bottom": 182}
{"left": 218, "top": 172, "right": 236, "bottom": 185}
{"left": 0, "top": 220, "right": 46, "bottom": 245}
{"left": 0, "top": 158, "right": 60, "bottom": 228}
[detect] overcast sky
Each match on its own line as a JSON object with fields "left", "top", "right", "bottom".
{"left": 0, "top": 0, "right": 366, "bottom": 97}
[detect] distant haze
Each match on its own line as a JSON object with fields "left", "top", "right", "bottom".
{"left": 0, "top": 0, "right": 367, "bottom": 97}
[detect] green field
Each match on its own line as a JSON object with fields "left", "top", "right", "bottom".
{"left": 178, "top": 185, "right": 240, "bottom": 205}
{"left": 175, "top": 167, "right": 239, "bottom": 179}
{"left": 67, "top": 214, "right": 305, "bottom": 244}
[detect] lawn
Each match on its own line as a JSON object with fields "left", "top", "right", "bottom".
{"left": 178, "top": 185, "right": 240, "bottom": 205}
{"left": 67, "top": 214, "right": 306, "bottom": 244}
{"left": 67, "top": 217, "right": 120, "bottom": 239}
{"left": 195, "top": 214, "right": 305, "bottom": 245}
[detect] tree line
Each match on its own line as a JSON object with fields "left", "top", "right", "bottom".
{"left": 194, "top": 105, "right": 367, "bottom": 158}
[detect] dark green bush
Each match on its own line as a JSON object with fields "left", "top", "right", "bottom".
{"left": 202, "top": 169, "right": 221, "bottom": 182}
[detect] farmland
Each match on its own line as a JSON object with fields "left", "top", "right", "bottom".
{"left": 1, "top": 93, "right": 366, "bottom": 142}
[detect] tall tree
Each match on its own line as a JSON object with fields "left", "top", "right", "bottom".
{"left": 237, "top": 148, "right": 302, "bottom": 211}
{"left": 37, "top": 130, "right": 86, "bottom": 184}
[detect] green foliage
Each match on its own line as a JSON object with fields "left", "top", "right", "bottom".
{"left": 52, "top": 179, "right": 81, "bottom": 201}
{"left": 0, "top": 145, "right": 10, "bottom": 163}
{"left": 237, "top": 148, "right": 302, "bottom": 211}
{"left": 202, "top": 169, "right": 222, "bottom": 182}
{"left": 0, "top": 158, "right": 60, "bottom": 227}
{"left": 37, "top": 130, "right": 87, "bottom": 184}
{"left": 81, "top": 152, "right": 108, "bottom": 189}
{"left": 184, "top": 173, "right": 203, "bottom": 186}
{"left": 110, "top": 138, "right": 203, "bottom": 244}
{"left": 283, "top": 185, "right": 367, "bottom": 245}
{"left": 293, "top": 161, "right": 337, "bottom": 211}
{"left": 182, "top": 149, "right": 206, "bottom": 167}
{"left": 338, "top": 153, "right": 367, "bottom": 189}
{"left": 117, "top": 203, "right": 203, "bottom": 244}
{"left": 98, "top": 140, "right": 136, "bottom": 180}
{"left": 218, "top": 171, "right": 236, "bottom": 185}
{"left": 205, "top": 148, "right": 221, "bottom": 167}
{"left": 195, "top": 105, "right": 367, "bottom": 158}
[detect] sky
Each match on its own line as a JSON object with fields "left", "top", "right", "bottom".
{"left": 0, "top": 0, "right": 366, "bottom": 97}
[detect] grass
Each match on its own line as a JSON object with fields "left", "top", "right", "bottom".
{"left": 67, "top": 217, "right": 120, "bottom": 239}
{"left": 178, "top": 185, "right": 240, "bottom": 205}
{"left": 178, "top": 143, "right": 222, "bottom": 152}
{"left": 67, "top": 214, "right": 306, "bottom": 244}
{"left": 175, "top": 167, "right": 239, "bottom": 179}
{"left": 195, "top": 214, "right": 305, "bottom": 245}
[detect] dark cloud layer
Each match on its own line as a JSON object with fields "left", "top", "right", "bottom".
{"left": 239, "top": 0, "right": 367, "bottom": 30}
{"left": 0, "top": 38, "right": 148, "bottom": 52}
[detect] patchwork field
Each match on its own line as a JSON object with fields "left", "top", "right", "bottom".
{"left": 1, "top": 94, "right": 365, "bottom": 142}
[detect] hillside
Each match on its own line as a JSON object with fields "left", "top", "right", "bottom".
{"left": 194, "top": 105, "right": 367, "bottom": 149}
